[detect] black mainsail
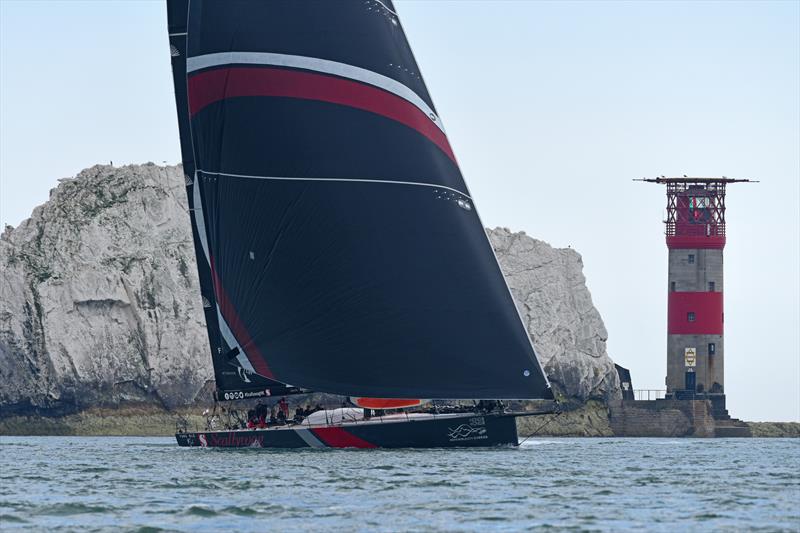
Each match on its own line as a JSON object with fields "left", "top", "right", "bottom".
{"left": 167, "top": 0, "right": 552, "bottom": 400}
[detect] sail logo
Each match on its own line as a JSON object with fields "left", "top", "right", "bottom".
{"left": 236, "top": 366, "right": 252, "bottom": 383}
{"left": 198, "top": 434, "right": 208, "bottom": 447}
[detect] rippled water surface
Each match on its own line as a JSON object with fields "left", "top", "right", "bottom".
{"left": 1, "top": 437, "right": 798, "bottom": 531}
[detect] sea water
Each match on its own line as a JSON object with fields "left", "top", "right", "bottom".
{"left": 1, "top": 436, "right": 798, "bottom": 531}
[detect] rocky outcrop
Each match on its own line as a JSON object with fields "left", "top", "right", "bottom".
{"left": 488, "top": 228, "right": 619, "bottom": 401}
{"left": 0, "top": 164, "right": 619, "bottom": 417}
{"left": 0, "top": 164, "right": 211, "bottom": 413}
{"left": 516, "top": 400, "right": 614, "bottom": 437}
{"left": 747, "top": 422, "right": 800, "bottom": 438}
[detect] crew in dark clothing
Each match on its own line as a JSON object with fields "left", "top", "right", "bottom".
{"left": 294, "top": 407, "right": 304, "bottom": 423}
{"left": 477, "top": 400, "right": 501, "bottom": 413}
{"left": 253, "top": 402, "right": 269, "bottom": 426}
{"left": 278, "top": 397, "right": 289, "bottom": 419}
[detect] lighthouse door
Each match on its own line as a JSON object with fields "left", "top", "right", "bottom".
{"left": 685, "top": 370, "right": 696, "bottom": 392}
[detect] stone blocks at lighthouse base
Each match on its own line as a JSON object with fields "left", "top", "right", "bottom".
{"left": 608, "top": 398, "right": 752, "bottom": 438}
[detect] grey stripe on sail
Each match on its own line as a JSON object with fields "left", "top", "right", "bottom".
{"left": 196, "top": 170, "right": 471, "bottom": 200}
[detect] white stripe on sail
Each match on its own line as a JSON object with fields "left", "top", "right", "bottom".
{"left": 196, "top": 170, "right": 471, "bottom": 200}
{"left": 186, "top": 51, "right": 445, "bottom": 134}
{"left": 192, "top": 174, "right": 211, "bottom": 261}
{"left": 216, "top": 306, "right": 258, "bottom": 376}
{"left": 371, "top": 0, "right": 398, "bottom": 16}
{"left": 192, "top": 173, "right": 261, "bottom": 378}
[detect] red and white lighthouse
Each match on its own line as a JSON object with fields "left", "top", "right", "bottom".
{"left": 640, "top": 177, "right": 753, "bottom": 412}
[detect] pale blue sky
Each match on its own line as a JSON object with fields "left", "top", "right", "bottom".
{"left": 1, "top": 1, "right": 798, "bottom": 421}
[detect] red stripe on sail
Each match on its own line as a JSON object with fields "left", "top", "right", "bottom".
{"left": 209, "top": 256, "right": 274, "bottom": 379}
{"left": 311, "top": 427, "right": 377, "bottom": 449}
{"left": 188, "top": 66, "right": 456, "bottom": 163}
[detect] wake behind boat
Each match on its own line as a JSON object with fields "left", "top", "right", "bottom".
{"left": 166, "top": 0, "right": 554, "bottom": 449}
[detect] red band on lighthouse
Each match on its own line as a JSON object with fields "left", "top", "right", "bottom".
{"left": 668, "top": 292, "right": 723, "bottom": 335}
{"left": 666, "top": 235, "right": 726, "bottom": 250}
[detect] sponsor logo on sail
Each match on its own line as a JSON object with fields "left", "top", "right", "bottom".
{"left": 223, "top": 389, "right": 274, "bottom": 400}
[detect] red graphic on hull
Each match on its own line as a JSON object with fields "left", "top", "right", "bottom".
{"left": 311, "top": 427, "right": 377, "bottom": 448}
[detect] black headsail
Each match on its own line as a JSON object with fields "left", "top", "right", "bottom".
{"left": 167, "top": 0, "right": 552, "bottom": 400}
{"left": 167, "top": 0, "right": 303, "bottom": 400}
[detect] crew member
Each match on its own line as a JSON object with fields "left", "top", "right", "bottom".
{"left": 278, "top": 397, "right": 289, "bottom": 419}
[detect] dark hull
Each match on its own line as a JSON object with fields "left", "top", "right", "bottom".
{"left": 176, "top": 413, "right": 518, "bottom": 449}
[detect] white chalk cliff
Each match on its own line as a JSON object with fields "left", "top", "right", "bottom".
{"left": 488, "top": 228, "right": 619, "bottom": 402}
{"left": 0, "top": 164, "right": 619, "bottom": 414}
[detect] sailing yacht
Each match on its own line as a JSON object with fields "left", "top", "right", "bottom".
{"left": 167, "top": 0, "right": 554, "bottom": 449}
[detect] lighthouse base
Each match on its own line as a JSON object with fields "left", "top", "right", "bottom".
{"left": 608, "top": 398, "right": 751, "bottom": 438}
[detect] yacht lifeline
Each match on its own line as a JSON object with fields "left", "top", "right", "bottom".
{"left": 167, "top": 0, "right": 554, "bottom": 449}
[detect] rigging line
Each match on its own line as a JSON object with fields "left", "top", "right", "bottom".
{"left": 195, "top": 170, "right": 471, "bottom": 199}
{"left": 516, "top": 404, "right": 563, "bottom": 447}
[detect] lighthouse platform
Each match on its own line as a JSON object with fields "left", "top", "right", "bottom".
{"left": 608, "top": 398, "right": 752, "bottom": 438}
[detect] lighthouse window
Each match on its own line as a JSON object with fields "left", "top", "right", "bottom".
{"left": 687, "top": 312, "right": 696, "bottom": 322}
{"left": 709, "top": 343, "right": 716, "bottom": 355}
{"left": 671, "top": 281, "right": 676, "bottom": 292}
{"left": 688, "top": 254, "right": 695, "bottom": 264}
{"left": 708, "top": 281, "right": 715, "bottom": 292}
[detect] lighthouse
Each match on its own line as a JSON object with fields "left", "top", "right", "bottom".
{"left": 639, "top": 177, "right": 754, "bottom": 416}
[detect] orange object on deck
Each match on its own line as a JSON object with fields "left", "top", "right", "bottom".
{"left": 350, "top": 397, "right": 428, "bottom": 409}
